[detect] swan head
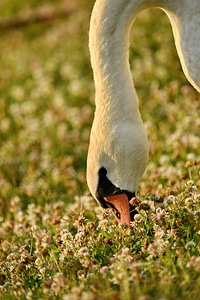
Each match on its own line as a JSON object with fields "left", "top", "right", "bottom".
{"left": 87, "top": 117, "right": 149, "bottom": 225}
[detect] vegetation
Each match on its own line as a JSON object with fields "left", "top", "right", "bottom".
{"left": 0, "top": 1, "right": 199, "bottom": 299}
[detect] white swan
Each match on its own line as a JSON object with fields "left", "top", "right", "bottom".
{"left": 87, "top": 0, "right": 200, "bottom": 225}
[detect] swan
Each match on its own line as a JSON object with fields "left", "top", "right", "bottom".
{"left": 86, "top": 0, "right": 200, "bottom": 225}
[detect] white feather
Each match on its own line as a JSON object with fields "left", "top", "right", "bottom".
{"left": 87, "top": 0, "right": 200, "bottom": 200}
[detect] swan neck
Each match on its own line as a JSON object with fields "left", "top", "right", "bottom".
{"left": 89, "top": 0, "right": 140, "bottom": 114}
{"left": 89, "top": 0, "right": 164, "bottom": 116}
{"left": 90, "top": 0, "right": 200, "bottom": 98}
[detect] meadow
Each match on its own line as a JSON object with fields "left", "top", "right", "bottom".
{"left": 0, "top": 0, "right": 199, "bottom": 299}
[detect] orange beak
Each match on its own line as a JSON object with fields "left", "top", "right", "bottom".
{"left": 104, "top": 193, "right": 130, "bottom": 225}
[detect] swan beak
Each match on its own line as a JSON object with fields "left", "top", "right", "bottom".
{"left": 104, "top": 193, "right": 130, "bottom": 225}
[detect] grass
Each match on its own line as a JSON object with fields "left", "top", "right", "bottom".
{"left": 0, "top": 0, "right": 200, "bottom": 299}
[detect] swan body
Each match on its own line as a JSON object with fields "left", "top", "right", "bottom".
{"left": 87, "top": 0, "right": 200, "bottom": 224}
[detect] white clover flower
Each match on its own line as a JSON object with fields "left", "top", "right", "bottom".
{"left": 119, "top": 247, "right": 128, "bottom": 256}
{"left": 10, "top": 85, "right": 24, "bottom": 101}
{"left": 97, "top": 219, "right": 109, "bottom": 231}
{"left": 10, "top": 196, "right": 21, "bottom": 212}
{"left": 1, "top": 118, "right": 10, "bottom": 132}
{"left": 74, "top": 231, "right": 85, "bottom": 242}
{"left": 51, "top": 272, "right": 66, "bottom": 295}
{"left": 26, "top": 291, "right": 33, "bottom": 300}
{"left": 1, "top": 240, "right": 11, "bottom": 252}
{"left": 186, "top": 180, "right": 195, "bottom": 186}
{"left": 186, "top": 153, "right": 196, "bottom": 160}
{"left": 100, "top": 265, "right": 109, "bottom": 274}
{"left": 60, "top": 229, "right": 73, "bottom": 242}
{"left": 73, "top": 215, "right": 86, "bottom": 228}
{"left": 14, "top": 224, "right": 26, "bottom": 237}
{"left": 185, "top": 241, "right": 196, "bottom": 249}
{"left": 155, "top": 228, "right": 165, "bottom": 238}
{"left": 147, "top": 238, "right": 169, "bottom": 258}
{"left": 35, "top": 257, "right": 45, "bottom": 268}
{"left": 78, "top": 247, "right": 90, "bottom": 257}
{"left": 77, "top": 247, "right": 91, "bottom": 268}
{"left": 159, "top": 155, "right": 170, "bottom": 165}
{"left": 186, "top": 256, "right": 200, "bottom": 270}
{"left": 134, "top": 214, "right": 144, "bottom": 223}
{"left": 16, "top": 211, "right": 24, "bottom": 223}
{"left": 112, "top": 247, "right": 133, "bottom": 264}
{"left": 165, "top": 195, "right": 177, "bottom": 205}
{"left": 81, "top": 291, "right": 95, "bottom": 300}
{"left": 79, "top": 195, "right": 94, "bottom": 211}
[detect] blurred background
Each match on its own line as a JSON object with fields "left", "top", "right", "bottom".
{"left": 0, "top": 0, "right": 95, "bottom": 211}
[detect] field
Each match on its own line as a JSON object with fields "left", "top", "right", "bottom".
{"left": 0, "top": 0, "right": 200, "bottom": 299}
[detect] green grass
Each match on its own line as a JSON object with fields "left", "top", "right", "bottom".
{"left": 0, "top": 1, "right": 200, "bottom": 299}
